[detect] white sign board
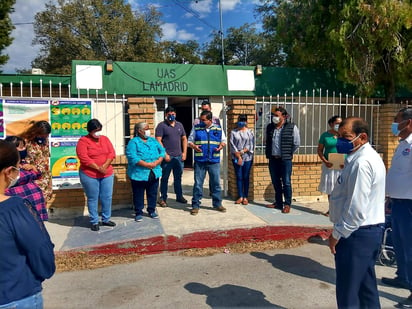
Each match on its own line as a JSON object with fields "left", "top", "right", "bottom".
{"left": 227, "top": 70, "right": 255, "bottom": 91}
{"left": 76, "top": 65, "right": 103, "bottom": 90}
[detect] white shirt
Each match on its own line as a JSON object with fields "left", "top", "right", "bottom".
{"left": 329, "top": 143, "right": 386, "bottom": 240}
{"left": 386, "top": 133, "right": 412, "bottom": 199}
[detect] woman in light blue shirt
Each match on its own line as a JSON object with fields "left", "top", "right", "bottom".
{"left": 126, "top": 122, "right": 165, "bottom": 222}
{"left": 229, "top": 114, "right": 255, "bottom": 205}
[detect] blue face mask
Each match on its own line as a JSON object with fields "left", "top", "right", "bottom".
{"left": 237, "top": 121, "right": 246, "bottom": 128}
{"left": 198, "top": 121, "right": 206, "bottom": 128}
{"left": 35, "top": 137, "right": 47, "bottom": 145}
{"left": 391, "top": 121, "right": 407, "bottom": 136}
{"left": 336, "top": 135, "right": 361, "bottom": 154}
{"left": 167, "top": 115, "right": 176, "bottom": 122}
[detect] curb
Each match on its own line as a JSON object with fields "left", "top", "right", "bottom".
{"left": 56, "top": 226, "right": 332, "bottom": 256}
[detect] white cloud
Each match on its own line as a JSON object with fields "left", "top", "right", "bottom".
{"left": 161, "top": 23, "right": 197, "bottom": 42}
{"left": 2, "top": 0, "right": 51, "bottom": 73}
{"left": 221, "top": 0, "right": 242, "bottom": 12}
{"left": 190, "top": 0, "right": 213, "bottom": 14}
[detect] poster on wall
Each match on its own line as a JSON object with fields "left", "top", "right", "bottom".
{"left": 50, "top": 140, "right": 82, "bottom": 189}
{"left": 50, "top": 99, "right": 91, "bottom": 137}
{"left": 0, "top": 98, "right": 93, "bottom": 190}
{"left": 0, "top": 99, "right": 4, "bottom": 139}
{"left": 3, "top": 99, "right": 50, "bottom": 136}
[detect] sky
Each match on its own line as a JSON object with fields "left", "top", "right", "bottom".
{"left": 2, "top": 0, "right": 261, "bottom": 74}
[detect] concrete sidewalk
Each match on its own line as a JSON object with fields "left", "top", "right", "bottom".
{"left": 45, "top": 196, "right": 332, "bottom": 255}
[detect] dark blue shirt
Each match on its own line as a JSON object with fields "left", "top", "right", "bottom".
{"left": 155, "top": 121, "right": 186, "bottom": 157}
{"left": 0, "top": 196, "right": 55, "bottom": 305}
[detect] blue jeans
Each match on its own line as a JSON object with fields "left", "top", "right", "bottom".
{"left": 0, "top": 292, "right": 43, "bottom": 309}
{"left": 391, "top": 198, "right": 412, "bottom": 288}
{"left": 160, "top": 155, "right": 184, "bottom": 201}
{"left": 79, "top": 170, "right": 114, "bottom": 225}
{"left": 232, "top": 159, "right": 253, "bottom": 198}
{"left": 192, "top": 161, "right": 221, "bottom": 208}
{"left": 131, "top": 178, "right": 159, "bottom": 216}
{"left": 335, "top": 225, "right": 383, "bottom": 309}
{"left": 268, "top": 157, "right": 292, "bottom": 206}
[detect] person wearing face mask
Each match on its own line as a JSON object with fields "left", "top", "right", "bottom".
{"left": 229, "top": 114, "right": 255, "bottom": 205}
{"left": 76, "top": 119, "right": 116, "bottom": 231}
{"left": 317, "top": 115, "right": 343, "bottom": 216}
{"left": 0, "top": 139, "right": 55, "bottom": 309}
{"left": 126, "top": 122, "right": 165, "bottom": 222}
{"left": 188, "top": 110, "right": 227, "bottom": 215}
{"left": 155, "top": 106, "right": 188, "bottom": 207}
{"left": 4, "top": 136, "right": 48, "bottom": 221}
{"left": 20, "top": 120, "right": 53, "bottom": 202}
{"left": 193, "top": 101, "right": 221, "bottom": 126}
{"left": 381, "top": 108, "right": 412, "bottom": 308}
{"left": 328, "top": 117, "right": 386, "bottom": 309}
{"left": 265, "top": 106, "right": 300, "bottom": 214}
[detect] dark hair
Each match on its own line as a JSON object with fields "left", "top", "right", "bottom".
{"left": 341, "top": 117, "right": 369, "bottom": 136}
{"left": 274, "top": 106, "right": 288, "bottom": 117}
{"left": 165, "top": 106, "right": 176, "bottom": 114}
{"left": 0, "top": 140, "right": 19, "bottom": 171}
{"left": 200, "top": 110, "right": 212, "bottom": 120}
{"left": 328, "top": 115, "right": 341, "bottom": 125}
{"left": 201, "top": 100, "right": 210, "bottom": 106}
{"left": 20, "top": 120, "right": 51, "bottom": 141}
{"left": 5, "top": 136, "right": 25, "bottom": 148}
{"left": 87, "top": 119, "right": 102, "bottom": 133}
{"left": 399, "top": 108, "right": 412, "bottom": 121}
{"left": 238, "top": 114, "right": 247, "bottom": 122}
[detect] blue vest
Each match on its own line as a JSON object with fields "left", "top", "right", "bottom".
{"left": 194, "top": 124, "right": 222, "bottom": 163}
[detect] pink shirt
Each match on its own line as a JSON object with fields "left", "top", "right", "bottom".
{"left": 76, "top": 134, "right": 116, "bottom": 178}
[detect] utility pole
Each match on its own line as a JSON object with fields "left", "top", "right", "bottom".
{"left": 218, "top": 0, "right": 224, "bottom": 65}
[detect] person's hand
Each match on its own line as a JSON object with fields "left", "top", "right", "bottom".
{"left": 237, "top": 158, "right": 243, "bottom": 166}
{"left": 181, "top": 153, "right": 187, "bottom": 161}
{"left": 98, "top": 166, "right": 107, "bottom": 174}
{"left": 164, "top": 153, "right": 171, "bottom": 162}
{"left": 325, "top": 161, "right": 333, "bottom": 168}
{"left": 328, "top": 234, "right": 339, "bottom": 254}
{"left": 215, "top": 144, "right": 223, "bottom": 152}
{"left": 192, "top": 145, "right": 202, "bottom": 152}
{"left": 21, "top": 163, "right": 38, "bottom": 172}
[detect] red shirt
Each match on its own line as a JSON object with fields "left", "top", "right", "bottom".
{"left": 76, "top": 134, "right": 116, "bottom": 178}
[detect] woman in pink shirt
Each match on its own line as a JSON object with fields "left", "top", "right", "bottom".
{"left": 76, "top": 119, "right": 116, "bottom": 231}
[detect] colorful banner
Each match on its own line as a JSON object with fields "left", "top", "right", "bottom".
{"left": 1, "top": 98, "right": 93, "bottom": 190}
{"left": 50, "top": 99, "right": 91, "bottom": 137}
{"left": 50, "top": 139, "right": 82, "bottom": 189}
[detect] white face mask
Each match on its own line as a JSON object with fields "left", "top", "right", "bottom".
{"left": 8, "top": 167, "right": 20, "bottom": 188}
{"left": 144, "top": 130, "right": 151, "bottom": 137}
{"left": 272, "top": 116, "right": 280, "bottom": 124}
{"left": 92, "top": 131, "right": 102, "bottom": 138}
{"left": 334, "top": 124, "right": 340, "bottom": 131}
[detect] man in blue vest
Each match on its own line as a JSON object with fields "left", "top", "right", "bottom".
{"left": 188, "top": 111, "right": 226, "bottom": 215}
{"left": 265, "top": 106, "right": 300, "bottom": 213}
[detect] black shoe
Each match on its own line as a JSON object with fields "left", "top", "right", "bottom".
{"left": 91, "top": 224, "right": 100, "bottom": 231}
{"left": 176, "top": 197, "right": 187, "bottom": 204}
{"left": 395, "top": 295, "right": 412, "bottom": 308}
{"left": 101, "top": 220, "right": 116, "bottom": 227}
{"left": 381, "top": 277, "right": 409, "bottom": 289}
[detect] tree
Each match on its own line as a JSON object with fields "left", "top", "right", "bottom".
{"left": 32, "top": 0, "right": 162, "bottom": 74}
{"left": 159, "top": 40, "right": 201, "bottom": 64}
{"left": 257, "top": 0, "right": 412, "bottom": 102}
{"left": 202, "top": 24, "right": 265, "bottom": 66}
{"left": 0, "top": 0, "right": 15, "bottom": 70}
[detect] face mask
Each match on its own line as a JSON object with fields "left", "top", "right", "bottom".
{"left": 35, "top": 137, "right": 46, "bottom": 145}
{"left": 198, "top": 122, "right": 206, "bottom": 128}
{"left": 167, "top": 115, "right": 176, "bottom": 122}
{"left": 237, "top": 121, "right": 246, "bottom": 128}
{"left": 391, "top": 121, "right": 407, "bottom": 136}
{"left": 336, "top": 135, "right": 361, "bottom": 154}
{"left": 92, "top": 131, "right": 102, "bottom": 138}
{"left": 334, "top": 124, "right": 340, "bottom": 131}
{"left": 18, "top": 149, "right": 27, "bottom": 160}
{"left": 8, "top": 167, "right": 20, "bottom": 188}
{"left": 144, "top": 130, "right": 151, "bottom": 137}
{"left": 272, "top": 116, "right": 280, "bottom": 124}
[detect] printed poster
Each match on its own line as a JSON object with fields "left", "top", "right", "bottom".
{"left": 50, "top": 99, "right": 91, "bottom": 137}
{"left": 51, "top": 140, "right": 82, "bottom": 190}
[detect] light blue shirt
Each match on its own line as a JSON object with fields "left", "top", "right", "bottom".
{"left": 229, "top": 128, "right": 254, "bottom": 161}
{"left": 126, "top": 136, "right": 165, "bottom": 181}
{"left": 329, "top": 143, "right": 386, "bottom": 240}
{"left": 386, "top": 133, "right": 412, "bottom": 199}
